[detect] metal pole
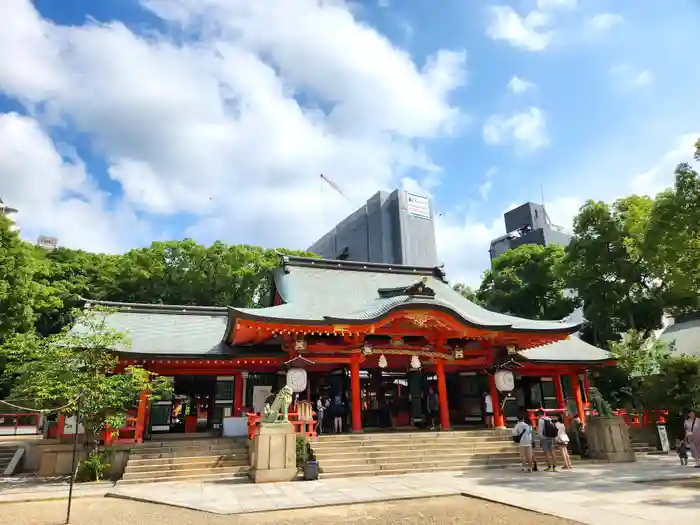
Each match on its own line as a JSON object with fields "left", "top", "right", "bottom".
{"left": 65, "top": 394, "right": 81, "bottom": 524}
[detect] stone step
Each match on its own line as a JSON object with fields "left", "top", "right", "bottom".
{"left": 133, "top": 438, "right": 245, "bottom": 448}
{"left": 315, "top": 430, "right": 509, "bottom": 442}
{"left": 121, "top": 464, "right": 250, "bottom": 481}
{"left": 313, "top": 436, "right": 511, "bottom": 450}
{"left": 118, "top": 471, "right": 251, "bottom": 485}
{"left": 125, "top": 458, "right": 249, "bottom": 473}
{"left": 130, "top": 446, "right": 248, "bottom": 459}
{"left": 127, "top": 452, "right": 249, "bottom": 466}
{"left": 319, "top": 460, "right": 589, "bottom": 480}
{"left": 313, "top": 441, "right": 517, "bottom": 455}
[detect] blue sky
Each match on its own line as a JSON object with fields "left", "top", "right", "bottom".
{"left": 1, "top": 0, "right": 699, "bottom": 285}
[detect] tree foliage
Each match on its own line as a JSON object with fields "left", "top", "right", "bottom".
{"left": 453, "top": 282, "right": 480, "bottom": 304}
{"left": 476, "top": 244, "right": 579, "bottom": 320}
{"left": 0, "top": 216, "right": 61, "bottom": 342}
{"left": 563, "top": 196, "right": 664, "bottom": 346}
{"left": 642, "top": 354, "right": 700, "bottom": 417}
{"left": 1, "top": 308, "right": 171, "bottom": 447}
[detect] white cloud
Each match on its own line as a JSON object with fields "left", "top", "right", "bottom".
{"left": 486, "top": 6, "right": 554, "bottom": 51}
{"left": 631, "top": 133, "right": 700, "bottom": 196}
{"left": 507, "top": 75, "right": 535, "bottom": 94}
{"left": 536, "top": 0, "right": 578, "bottom": 10}
{"left": 0, "top": 0, "right": 467, "bottom": 251}
{"left": 0, "top": 112, "right": 149, "bottom": 251}
{"left": 585, "top": 13, "right": 623, "bottom": 32}
{"left": 483, "top": 107, "right": 549, "bottom": 151}
{"left": 609, "top": 64, "right": 654, "bottom": 90}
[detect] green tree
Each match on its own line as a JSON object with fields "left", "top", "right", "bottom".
{"left": 109, "top": 240, "right": 313, "bottom": 308}
{"left": 592, "top": 330, "right": 669, "bottom": 409}
{"left": 644, "top": 162, "right": 700, "bottom": 313}
{"left": 476, "top": 244, "right": 579, "bottom": 320}
{"left": 0, "top": 216, "right": 60, "bottom": 342}
{"left": 453, "top": 282, "right": 480, "bottom": 304}
{"left": 642, "top": 354, "right": 700, "bottom": 425}
{"left": 1, "top": 308, "right": 171, "bottom": 458}
{"left": 564, "top": 197, "right": 663, "bottom": 347}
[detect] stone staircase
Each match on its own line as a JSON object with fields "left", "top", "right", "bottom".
{"left": 311, "top": 429, "right": 583, "bottom": 479}
{"left": 632, "top": 440, "right": 661, "bottom": 455}
{"left": 0, "top": 444, "right": 19, "bottom": 475}
{"left": 120, "top": 437, "right": 251, "bottom": 484}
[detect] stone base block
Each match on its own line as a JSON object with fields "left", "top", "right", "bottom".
{"left": 250, "top": 466, "right": 297, "bottom": 483}
{"left": 586, "top": 415, "right": 636, "bottom": 463}
{"left": 249, "top": 421, "right": 297, "bottom": 483}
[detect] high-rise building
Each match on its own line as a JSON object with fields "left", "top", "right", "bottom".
{"left": 489, "top": 202, "right": 572, "bottom": 261}
{"left": 37, "top": 235, "right": 58, "bottom": 250}
{"left": 0, "top": 197, "right": 19, "bottom": 233}
{"left": 308, "top": 189, "right": 438, "bottom": 267}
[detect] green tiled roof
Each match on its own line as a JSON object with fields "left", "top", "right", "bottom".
{"left": 71, "top": 299, "right": 231, "bottom": 358}
{"left": 230, "top": 256, "right": 581, "bottom": 334}
{"left": 519, "top": 338, "right": 612, "bottom": 363}
{"left": 659, "top": 314, "right": 700, "bottom": 357}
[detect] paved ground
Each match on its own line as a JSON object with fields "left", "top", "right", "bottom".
{"left": 2, "top": 456, "right": 698, "bottom": 525}
{"left": 0, "top": 495, "right": 582, "bottom": 525}
{"left": 0, "top": 475, "right": 113, "bottom": 503}
{"left": 105, "top": 455, "right": 700, "bottom": 525}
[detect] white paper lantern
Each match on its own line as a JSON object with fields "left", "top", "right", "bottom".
{"left": 378, "top": 354, "right": 388, "bottom": 368}
{"left": 286, "top": 367, "right": 308, "bottom": 393}
{"left": 494, "top": 370, "right": 515, "bottom": 392}
{"left": 410, "top": 355, "right": 421, "bottom": 369}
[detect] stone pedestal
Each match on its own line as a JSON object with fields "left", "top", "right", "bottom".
{"left": 586, "top": 416, "right": 636, "bottom": 463}
{"left": 250, "top": 422, "right": 297, "bottom": 483}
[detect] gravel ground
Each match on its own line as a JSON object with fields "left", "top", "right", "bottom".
{"left": 2, "top": 495, "right": 582, "bottom": 525}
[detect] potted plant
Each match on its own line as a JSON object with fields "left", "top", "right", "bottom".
{"left": 296, "top": 435, "right": 319, "bottom": 480}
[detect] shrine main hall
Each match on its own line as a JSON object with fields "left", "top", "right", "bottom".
{"left": 85, "top": 255, "right": 611, "bottom": 435}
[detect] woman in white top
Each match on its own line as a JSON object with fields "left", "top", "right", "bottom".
{"left": 484, "top": 392, "right": 494, "bottom": 428}
{"left": 512, "top": 414, "right": 534, "bottom": 472}
{"left": 555, "top": 415, "right": 572, "bottom": 469}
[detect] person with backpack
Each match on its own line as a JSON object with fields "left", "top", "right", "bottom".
{"left": 512, "top": 412, "right": 534, "bottom": 472}
{"left": 426, "top": 387, "right": 439, "bottom": 430}
{"left": 537, "top": 408, "right": 559, "bottom": 471}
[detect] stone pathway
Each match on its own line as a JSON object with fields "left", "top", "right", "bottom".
{"left": 105, "top": 455, "right": 700, "bottom": 524}
{"left": 0, "top": 475, "right": 114, "bottom": 503}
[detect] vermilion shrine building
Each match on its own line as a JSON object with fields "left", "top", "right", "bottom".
{"left": 85, "top": 255, "right": 612, "bottom": 438}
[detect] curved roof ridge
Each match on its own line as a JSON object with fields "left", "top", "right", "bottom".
{"left": 79, "top": 297, "right": 228, "bottom": 316}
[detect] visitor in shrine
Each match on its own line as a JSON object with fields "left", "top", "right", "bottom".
{"left": 537, "top": 408, "right": 558, "bottom": 472}
{"left": 316, "top": 396, "right": 329, "bottom": 435}
{"left": 684, "top": 409, "right": 699, "bottom": 468}
{"left": 512, "top": 411, "right": 534, "bottom": 472}
{"left": 332, "top": 392, "right": 345, "bottom": 433}
{"left": 426, "top": 387, "right": 439, "bottom": 430}
{"left": 554, "top": 415, "right": 572, "bottom": 469}
{"left": 483, "top": 391, "right": 494, "bottom": 428}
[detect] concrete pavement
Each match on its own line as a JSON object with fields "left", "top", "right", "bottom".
{"left": 106, "top": 455, "right": 700, "bottom": 524}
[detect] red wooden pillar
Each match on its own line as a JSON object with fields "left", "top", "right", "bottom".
{"left": 350, "top": 357, "right": 362, "bottom": 432}
{"left": 489, "top": 373, "right": 505, "bottom": 428}
{"left": 435, "top": 358, "right": 451, "bottom": 430}
{"left": 554, "top": 375, "right": 566, "bottom": 411}
{"left": 134, "top": 390, "right": 149, "bottom": 443}
{"left": 582, "top": 371, "right": 590, "bottom": 402}
{"left": 233, "top": 372, "right": 244, "bottom": 417}
{"left": 571, "top": 373, "right": 586, "bottom": 425}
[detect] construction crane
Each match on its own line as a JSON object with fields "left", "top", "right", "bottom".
{"left": 320, "top": 173, "right": 356, "bottom": 208}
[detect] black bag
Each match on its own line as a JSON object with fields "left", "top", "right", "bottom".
{"left": 542, "top": 418, "right": 558, "bottom": 438}
{"left": 513, "top": 428, "right": 526, "bottom": 443}
{"left": 532, "top": 460, "right": 538, "bottom": 472}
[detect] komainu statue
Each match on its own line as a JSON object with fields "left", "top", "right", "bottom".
{"left": 260, "top": 385, "right": 294, "bottom": 424}
{"left": 588, "top": 386, "right": 613, "bottom": 417}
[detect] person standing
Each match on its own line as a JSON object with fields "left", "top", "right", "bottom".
{"left": 316, "top": 396, "right": 329, "bottom": 435}
{"left": 554, "top": 415, "right": 572, "bottom": 469}
{"left": 426, "top": 387, "right": 439, "bottom": 430}
{"left": 484, "top": 391, "right": 494, "bottom": 428}
{"left": 684, "top": 410, "right": 699, "bottom": 468}
{"left": 332, "top": 392, "right": 345, "bottom": 434}
{"left": 537, "top": 409, "right": 559, "bottom": 471}
{"left": 512, "top": 412, "right": 534, "bottom": 472}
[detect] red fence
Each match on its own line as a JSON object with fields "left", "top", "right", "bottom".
{"left": 246, "top": 412, "right": 317, "bottom": 440}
